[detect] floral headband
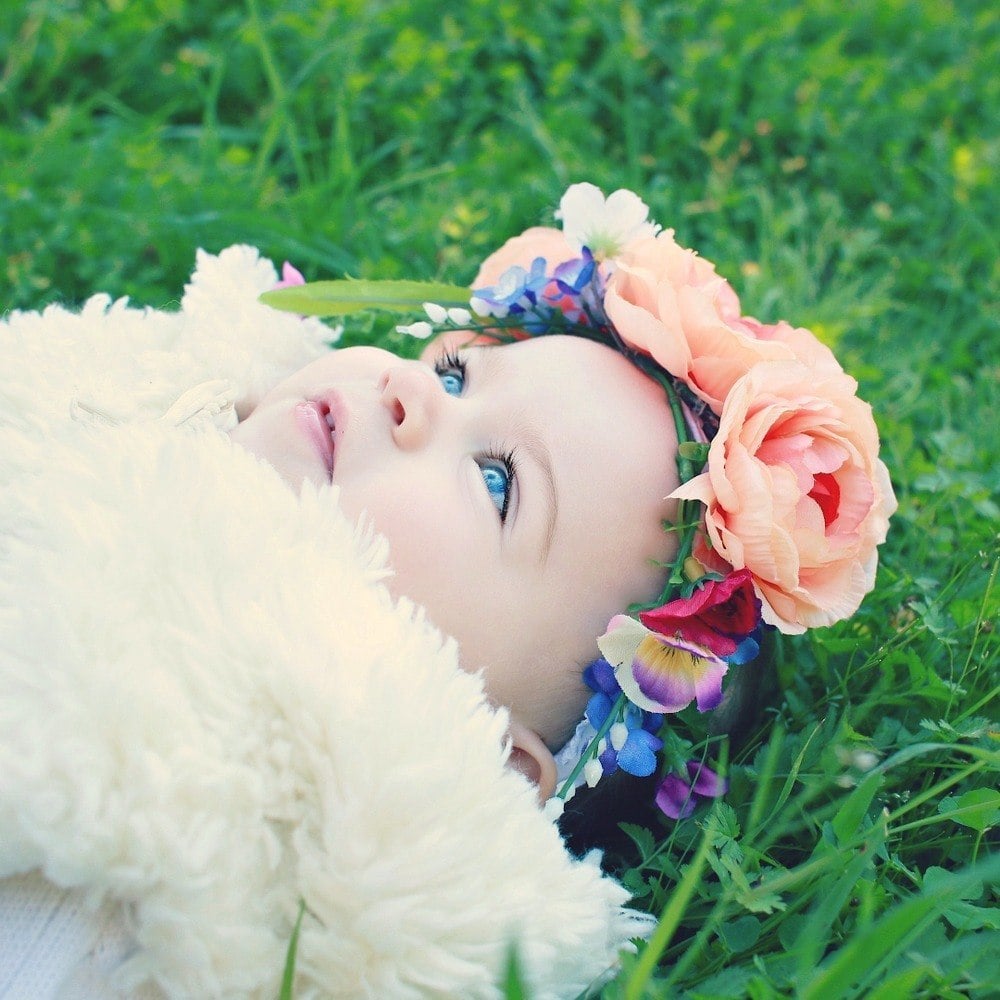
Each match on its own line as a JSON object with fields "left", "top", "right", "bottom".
{"left": 264, "top": 183, "right": 897, "bottom": 822}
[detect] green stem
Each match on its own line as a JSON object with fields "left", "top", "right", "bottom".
{"left": 556, "top": 692, "right": 626, "bottom": 799}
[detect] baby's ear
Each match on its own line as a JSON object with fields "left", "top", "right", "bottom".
{"left": 506, "top": 721, "right": 557, "bottom": 803}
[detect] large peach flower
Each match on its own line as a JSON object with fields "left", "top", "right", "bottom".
{"left": 743, "top": 316, "right": 844, "bottom": 376}
{"left": 671, "top": 360, "right": 897, "bottom": 633}
{"left": 603, "top": 232, "right": 793, "bottom": 413}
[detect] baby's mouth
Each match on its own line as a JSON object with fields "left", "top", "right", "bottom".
{"left": 295, "top": 400, "right": 337, "bottom": 479}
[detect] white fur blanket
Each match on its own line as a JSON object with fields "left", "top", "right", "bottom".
{"left": 0, "top": 248, "right": 644, "bottom": 999}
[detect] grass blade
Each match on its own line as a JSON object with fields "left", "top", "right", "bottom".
{"left": 278, "top": 900, "right": 306, "bottom": 1000}
{"left": 799, "top": 853, "right": 1000, "bottom": 1000}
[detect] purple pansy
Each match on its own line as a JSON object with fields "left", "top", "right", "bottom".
{"left": 598, "top": 614, "right": 728, "bottom": 714}
{"left": 655, "top": 760, "right": 729, "bottom": 820}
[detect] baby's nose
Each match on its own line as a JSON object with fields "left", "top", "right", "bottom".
{"left": 379, "top": 363, "right": 442, "bottom": 449}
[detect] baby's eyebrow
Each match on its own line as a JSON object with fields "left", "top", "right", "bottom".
{"left": 473, "top": 347, "right": 559, "bottom": 564}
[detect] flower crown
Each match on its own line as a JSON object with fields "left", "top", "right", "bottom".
{"left": 264, "top": 183, "right": 897, "bottom": 822}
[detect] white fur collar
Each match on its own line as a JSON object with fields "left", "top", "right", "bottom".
{"left": 0, "top": 248, "right": 645, "bottom": 998}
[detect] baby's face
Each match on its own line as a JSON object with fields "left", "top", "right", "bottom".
{"left": 231, "top": 335, "right": 678, "bottom": 744}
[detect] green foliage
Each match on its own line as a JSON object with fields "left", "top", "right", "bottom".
{"left": 278, "top": 900, "right": 306, "bottom": 1000}
{"left": 2, "top": 0, "right": 996, "bottom": 996}
{"left": 261, "top": 277, "right": 470, "bottom": 315}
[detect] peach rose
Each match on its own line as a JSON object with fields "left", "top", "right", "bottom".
{"left": 671, "top": 360, "right": 897, "bottom": 633}
{"left": 603, "top": 232, "right": 793, "bottom": 413}
{"left": 743, "top": 316, "right": 844, "bottom": 376}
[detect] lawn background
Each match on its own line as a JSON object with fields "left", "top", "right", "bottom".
{"left": 1, "top": 1, "right": 997, "bottom": 996}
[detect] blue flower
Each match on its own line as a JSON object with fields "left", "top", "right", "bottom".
{"left": 471, "top": 256, "right": 550, "bottom": 318}
{"left": 542, "top": 248, "right": 607, "bottom": 326}
{"left": 583, "top": 658, "right": 664, "bottom": 778}
{"left": 549, "top": 248, "right": 596, "bottom": 297}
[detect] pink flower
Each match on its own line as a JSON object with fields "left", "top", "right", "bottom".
{"left": 597, "top": 615, "right": 728, "bottom": 714}
{"left": 603, "top": 232, "right": 792, "bottom": 413}
{"left": 672, "top": 360, "right": 897, "bottom": 633}
{"left": 274, "top": 261, "right": 305, "bottom": 289}
{"left": 639, "top": 568, "right": 761, "bottom": 660}
{"left": 743, "top": 316, "right": 844, "bottom": 376}
{"left": 655, "top": 761, "right": 729, "bottom": 820}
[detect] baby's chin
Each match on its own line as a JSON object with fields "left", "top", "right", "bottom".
{"left": 229, "top": 421, "right": 317, "bottom": 493}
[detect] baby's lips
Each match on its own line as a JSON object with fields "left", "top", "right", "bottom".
{"left": 295, "top": 400, "right": 337, "bottom": 477}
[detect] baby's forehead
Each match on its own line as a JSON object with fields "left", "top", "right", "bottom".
{"left": 472, "top": 334, "right": 630, "bottom": 380}
{"left": 478, "top": 336, "right": 664, "bottom": 404}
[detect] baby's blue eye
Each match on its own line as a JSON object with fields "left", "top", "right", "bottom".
{"left": 433, "top": 349, "right": 467, "bottom": 396}
{"left": 480, "top": 461, "right": 511, "bottom": 516}
{"left": 438, "top": 370, "right": 463, "bottom": 396}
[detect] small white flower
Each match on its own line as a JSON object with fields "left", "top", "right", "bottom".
{"left": 470, "top": 295, "right": 503, "bottom": 318}
{"left": 423, "top": 301, "right": 448, "bottom": 323}
{"left": 853, "top": 750, "right": 879, "bottom": 771}
{"left": 584, "top": 758, "right": 604, "bottom": 788}
{"left": 610, "top": 722, "right": 629, "bottom": 752}
{"left": 396, "top": 320, "right": 434, "bottom": 339}
{"left": 447, "top": 306, "right": 472, "bottom": 326}
{"left": 597, "top": 738, "right": 608, "bottom": 757}
{"left": 555, "top": 182, "right": 660, "bottom": 260}
{"left": 543, "top": 797, "right": 565, "bottom": 822}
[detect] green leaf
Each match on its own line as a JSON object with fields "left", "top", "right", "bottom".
{"left": 861, "top": 964, "right": 932, "bottom": 1000}
{"left": 500, "top": 943, "right": 528, "bottom": 1000}
{"left": 922, "top": 865, "right": 983, "bottom": 901}
{"left": 830, "top": 769, "right": 882, "bottom": 846}
{"left": 923, "top": 866, "right": 999, "bottom": 931}
{"left": 278, "top": 899, "right": 306, "bottom": 1000}
{"left": 677, "top": 441, "right": 710, "bottom": 464}
{"left": 927, "top": 929, "right": 1000, "bottom": 991}
{"left": 794, "top": 824, "right": 887, "bottom": 980}
{"left": 718, "top": 915, "right": 762, "bottom": 952}
{"left": 260, "top": 279, "right": 471, "bottom": 317}
{"left": 798, "top": 854, "right": 1000, "bottom": 1000}
{"left": 623, "top": 811, "right": 719, "bottom": 1000}
{"left": 620, "top": 822, "right": 656, "bottom": 861}
{"left": 938, "top": 788, "right": 1000, "bottom": 832}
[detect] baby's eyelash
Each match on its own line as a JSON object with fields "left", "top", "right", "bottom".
{"left": 483, "top": 443, "right": 518, "bottom": 524}
{"left": 432, "top": 347, "right": 466, "bottom": 381}
{"left": 430, "top": 348, "right": 516, "bottom": 524}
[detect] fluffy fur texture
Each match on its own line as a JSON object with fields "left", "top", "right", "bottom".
{"left": 0, "top": 247, "right": 644, "bottom": 998}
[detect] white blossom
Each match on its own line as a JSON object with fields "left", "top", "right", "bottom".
{"left": 447, "top": 307, "right": 472, "bottom": 326}
{"left": 555, "top": 182, "right": 660, "bottom": 260}
{"left": 422, "top": 301, "right": 448, "bottom": 323}
{"left": 470, "top": 295, "right": 500, "bottom": 318}
{"left": 610, "top": 722, "right": 629, "bottom": 752}
{"left": 396, "top": 320, "right": 434, "bottom": 339}
{"left": 543, "top": 796, "right": 565, "bottom": 822}
{"left": 583, "top": 758, "right": 604, "bottom": 788}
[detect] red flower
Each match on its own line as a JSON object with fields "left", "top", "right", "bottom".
{"left": 639, "top": 569, "right": 761, "bottom": 659}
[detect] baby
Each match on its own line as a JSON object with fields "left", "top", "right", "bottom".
{"left": 251, "top": 181, "right": 896, "bottom": 816}
{"left": 0, "top": 182, "right": 895, "bottom": 999}
{"left": 230, "top": 332, "right": 680, "bottom": 796}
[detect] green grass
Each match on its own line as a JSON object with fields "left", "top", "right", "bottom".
{"left": 2, "top": 1, "right": 997, "bottom": 996}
